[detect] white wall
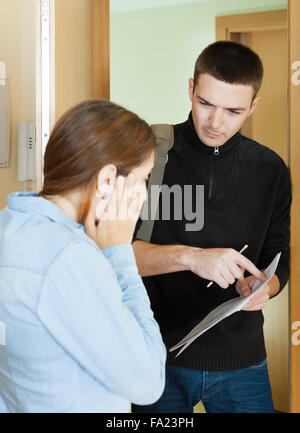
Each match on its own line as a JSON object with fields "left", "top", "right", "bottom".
{"left": 110, "top": 0, "right": 287, "bottom": 125}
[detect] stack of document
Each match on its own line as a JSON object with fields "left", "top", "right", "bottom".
{"left": 170, "top": 253, "right": 281, "bottom": 357}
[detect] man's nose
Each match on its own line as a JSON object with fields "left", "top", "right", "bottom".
{"left": 209, "top": 109, "right": 224, "bottom": 130}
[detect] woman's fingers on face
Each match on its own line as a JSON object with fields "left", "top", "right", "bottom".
{"left": 100, "top": 173, "right": 146, "bottom": 221}
{"left": 126, "top": 179, "right": 145, "bottom": 220}
{"left": 130, "top": 185, "right": 147, "bottom": 220}
{"left": 116, "top": 175, "right": 125, "bottom": 198}
{"left": 126, "top": 173, "right": 137, "bottom": 189}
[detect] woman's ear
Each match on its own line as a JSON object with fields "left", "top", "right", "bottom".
{"left": 96, "top": 164, "right": 117, "bottom": 198}
{"left": 94, "top": 165, "right": 117, "bottom": 220}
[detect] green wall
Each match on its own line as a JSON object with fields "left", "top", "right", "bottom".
{"left": 110, "top": 0, "right": 287, "bottom": 125}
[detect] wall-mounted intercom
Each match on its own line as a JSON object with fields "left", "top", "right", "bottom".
{"left": 0, "top": 61, "right": 9, "bottom": 167}
{"left": 17, "top": 121, "right": 36, "bottom": 182}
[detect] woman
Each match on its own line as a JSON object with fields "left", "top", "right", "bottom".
{"left": 0, "top": 100, "right": 166, "bottom": 413}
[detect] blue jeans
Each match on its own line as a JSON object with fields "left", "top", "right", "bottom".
{"left": 132, "top": 361, "right": 274, "bottom": 413}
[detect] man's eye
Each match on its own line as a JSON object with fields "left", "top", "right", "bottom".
{"left": 200, "top": 101, "right": 210, "bottom": 106}
{"left": 228, "top": 110, "right": 240, "bottom": 115}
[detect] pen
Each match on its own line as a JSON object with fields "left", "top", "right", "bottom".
{"left": 206, "top": 244, "right": 248, "bottom": 288}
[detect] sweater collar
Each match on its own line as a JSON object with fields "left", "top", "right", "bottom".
{"left": 185, "top": 111, "right": 240, "bottom": 155}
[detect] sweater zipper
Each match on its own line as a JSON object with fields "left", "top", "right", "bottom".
{"left": 208, "top": 147, "right": 219, "bottom": 200}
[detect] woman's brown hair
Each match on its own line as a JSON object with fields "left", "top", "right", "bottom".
{"left": 39, "top": 99, "right": 157, "bottom": 223}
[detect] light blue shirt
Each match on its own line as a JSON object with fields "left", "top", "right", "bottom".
{"left": 0, "top": 192, "right": 166, "bottom": 413}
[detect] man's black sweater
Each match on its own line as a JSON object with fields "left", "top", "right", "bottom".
{"left": 139, "top": 113, "right": 291, "bottom": 372}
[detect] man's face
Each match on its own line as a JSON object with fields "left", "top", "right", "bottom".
{"left": 188, "top": 73, "right": 261, "bottom": 147}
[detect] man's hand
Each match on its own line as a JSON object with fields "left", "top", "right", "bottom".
{"left": 236, "top": 276, "right": 270, "bottom": 311}
{"left": 236, "top": 274, "right": 280, "bottom": 311}
{"left": 184, "top": 248, "right": 265, "bottom": 289}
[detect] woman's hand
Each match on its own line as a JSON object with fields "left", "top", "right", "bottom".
{"left": 85, "top": 174, "right": 146, "bottom": 249}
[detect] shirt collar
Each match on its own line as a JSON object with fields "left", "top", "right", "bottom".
{"left": 7, "top": 192, "right": 84, "bottom": 231}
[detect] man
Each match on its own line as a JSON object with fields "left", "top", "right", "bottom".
{"left": 132, "top": 41, "right": 291, "bottom": 413}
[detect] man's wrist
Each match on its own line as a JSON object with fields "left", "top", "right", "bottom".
{"left": 267, "top": 274, "right": 280, "bottom": 298}
{"left": 178, "top": 246, "right": 203, "bottom": 271}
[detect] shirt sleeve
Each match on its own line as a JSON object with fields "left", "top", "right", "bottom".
{"left": 36, "top": 240, "right": 166, "bottom": 405}
{"left": 256, "top": 161, "right": 291, "bottom": 294}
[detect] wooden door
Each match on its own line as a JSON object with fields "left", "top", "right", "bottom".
{"left": 288, "top": 0, "right": 300, "bottom": 414}
{"left": 35, "top": 0, "right": 110, "bottom": 192}
{"left": 216, "top": 10, "right": 289, "bottom": 412}
{"left": 55, "top": 0, "right": 110, "bottom": 121}
{"left": 0, "top": 0, "right": 37, "bottom": 209}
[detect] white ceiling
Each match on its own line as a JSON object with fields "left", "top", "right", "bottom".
{"left": 110, "top": 0, "right": 210, "bottom": 14}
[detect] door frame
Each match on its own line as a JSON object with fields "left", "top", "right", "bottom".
{"left": 35, "top": 0, "right": 110, "bottom": 193}
{"left": 216, "top": 9, "right": 289, "bottom": 413}
{"left": 217, "top": 9, "right": 288, "bottom": 142}
{"left": 288, "top": 0, "right": 300, "bottom": 414}
{"left": 217, "top": 6, "right": 300, "bottom": 413}
{"left": 35, "top": 0, "right": 56, "bottom": 193}
{"left": 92, "top": 0, "right": 110, "bottom": 100}
{"left": 216, "top": 9, "right": 287, "bottom": 40}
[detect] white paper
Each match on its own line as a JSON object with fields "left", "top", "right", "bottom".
{"left": 170, "top": 253, "right": 281, "bottom": 357}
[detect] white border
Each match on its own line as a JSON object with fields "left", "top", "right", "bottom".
{"left": 41, "top": 0, "right": 50, "bottom": 161}
{"left": 36, "top": 0, "right": 55, "bottom": 190}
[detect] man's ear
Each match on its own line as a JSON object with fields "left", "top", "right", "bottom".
{"left": 188, "top": 78, "right": 194, "bottom": 102}
{"left": 248, "top": 96, "right": 262, "bottom": 117}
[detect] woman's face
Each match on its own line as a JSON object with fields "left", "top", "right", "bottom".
{"left": 92, "top": 151, "right": 155, "bottom": 221}
{"left": 129, "top": 152, "right": 155, "bottom": 187}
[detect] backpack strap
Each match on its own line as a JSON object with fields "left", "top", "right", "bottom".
{"left": 136, "top": 124, "right": 174, "bottom": 242}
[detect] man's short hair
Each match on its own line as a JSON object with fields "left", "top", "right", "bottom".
{"left": 193, "top": 41, "right": 264, "bottom": 97}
